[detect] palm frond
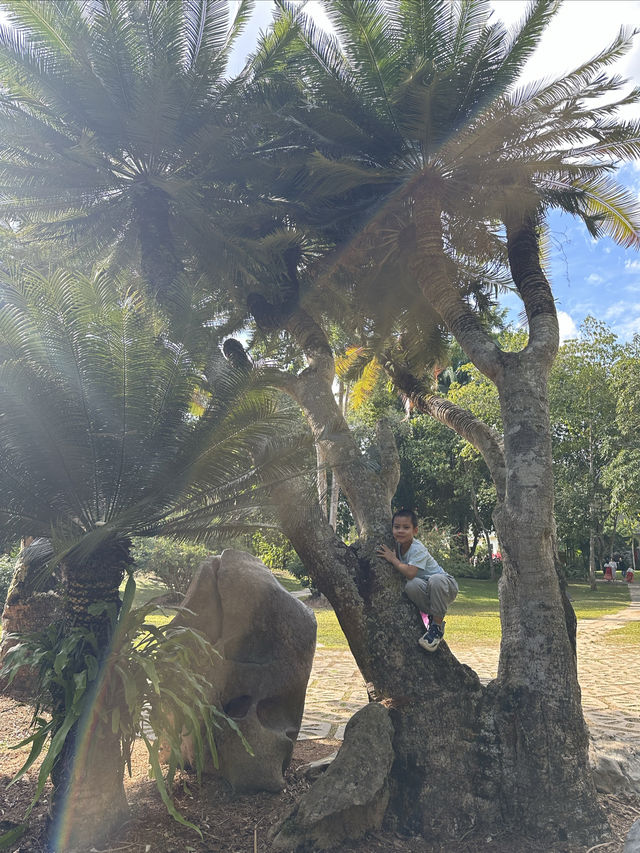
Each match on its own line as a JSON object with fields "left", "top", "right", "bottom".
{"left": 546, "top": 176, "right": 640, "bottom": 249}
{"left": 0, "top": 268, "right": 304, "bottom": 566}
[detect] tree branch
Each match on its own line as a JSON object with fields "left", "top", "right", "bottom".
{"left": 412, "top": 184, "right": 504, "bottom": 382}
{"left": 376, "top": 418, "right": 401, "bottom": 504}
{"left": 382, "top": 355, "right": 506, "bottom": 501}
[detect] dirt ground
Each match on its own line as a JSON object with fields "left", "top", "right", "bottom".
{"left": 1, "top": 696, "right": 639, "bottom": 853}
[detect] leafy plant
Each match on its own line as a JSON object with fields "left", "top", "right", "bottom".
{"left": 251, "top": 530, "right": 307, "bottom": 585}
{"left": 0, "top": 549, "right": 17, "bottom": 608}
{"left": 0, "top": 574, "right": 249, "bottom": 846}
{"left": 132, "top": 538, "right": 211, "bottom": 596}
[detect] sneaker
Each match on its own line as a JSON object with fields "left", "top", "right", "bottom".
{"left": 418, "top": 621, "right": 445, "bottom": 652}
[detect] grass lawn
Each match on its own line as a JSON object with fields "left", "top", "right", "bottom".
{"left": 127, "top": 573, "right": 632, "bottom": 653}
{"left": 271, "top": 569, "right": 306, "bottom": 593}
{"left": 604, "top": 618, "right": 640, "bottom": 647}
{"left": 309, "top": 578, "right": 633, "bottom": 652}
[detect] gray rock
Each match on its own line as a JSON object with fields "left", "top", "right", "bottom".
{"left": 271, "top": 702, "right": 394, "bottom": 851}
{"left": 299, "top": 753, "right": 338, "bottom": 782}
{"left": 624, "top": 818, "right": 640, "bottom": 852}
{"left": 590, "top": 736, "right": 640, "bottom": 794}
{"left": 171, "top": 549, "right": 317, "bottom": 793}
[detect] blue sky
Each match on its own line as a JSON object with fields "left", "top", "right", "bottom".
{"left": 231, "top": 1, "right": 640, "bottom": 343}
{"left": 538, "top": 162, "right": 640, "bottom": 342}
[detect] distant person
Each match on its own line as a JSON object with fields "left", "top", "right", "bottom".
{"left": 376, "top": 510, "right": 458, "bottom": 652}
{"left": 603, "top": 559, "right": 616, "bottom": 582}
{"left": 626, "top": 565, "right": 634, "bottom": 584}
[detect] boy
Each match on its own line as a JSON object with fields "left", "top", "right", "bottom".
{"left": 376, "top": 510, "right": 459, "bottom": 652}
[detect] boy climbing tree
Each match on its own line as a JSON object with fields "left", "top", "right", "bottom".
{"left": 376, "top": 511, "right": 459, "bottom": 651}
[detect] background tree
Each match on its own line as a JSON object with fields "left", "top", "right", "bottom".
{"left": 549, "top": 317, "right": 622, "bottom": 585}
{"left": 603, "top": 331, "right": 640, "bottom": 558}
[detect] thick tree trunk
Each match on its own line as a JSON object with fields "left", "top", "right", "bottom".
{"left": 491, "top": 368, "right": 604, "bottom": 839}
{"left": 270, "top": 387, "right": 604, "bottom": 840}
{"left": 49, "top": 546, "right": 130, "bottom": 852}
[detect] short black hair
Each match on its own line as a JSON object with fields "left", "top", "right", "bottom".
{"left": 392, "top": 509, "right": 418, "bottom": 527}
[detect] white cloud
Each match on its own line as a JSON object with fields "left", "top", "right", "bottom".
{"left": 614, "top": 313, "right": 640, "bottom": 343}
{"left": 490, "top": 2, "right": 640, "bottom": 120}
{"left": 587, "top": 273, "right": 604, "bottom": 284}
{"left": 604, "top": 301, "right": 640, "bottom": 326}
{"left": 557, "top": 310, "right": 578, "bottom": 342}
{"left": 625, "top": 259, "right": 640, "bottom": 271}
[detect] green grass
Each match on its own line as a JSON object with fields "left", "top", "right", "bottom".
{"left": 125, "top": 574, "right": 632, "bottom": 654}
{"left": 446, "top": 579, "right": 501, "bottom": 649}
{"left": 271, "top": 569, "right": 306, "bottom": 593}
{"left": 604, "top": 621, "right": 640, "bottom": 646}
{"left": 129, "top": 574, "right": 171, "bottom": 605}
{"left": 567, "top": 581, "right": 629, "bottom": 619}
{"left": 314, "top": 609, "right": 349, "bottom": 649}
{"left": 306, "top": 579, "right": 634, "bottom": 653}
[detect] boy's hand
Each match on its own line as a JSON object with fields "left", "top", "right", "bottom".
{"left": 376, "top": 543, "right": 395, "bottom": 564}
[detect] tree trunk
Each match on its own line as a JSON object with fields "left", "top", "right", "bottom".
{"left": 610, "top": 515, "right": 618, "bottom": 562}
{"left": 490, "top": 368, "right": 603, "bottom": 839}
{"left": 49, "top": 544, "right": 130, "bottom": 852}
{"left": 268, "top": 376, "right": 606, "bottom": 841}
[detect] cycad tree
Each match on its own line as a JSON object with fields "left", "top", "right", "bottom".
{"left": 0, "top": 266, "right": 296, "bottom": 849}
{"left": 232, "top": 0, "right": 640, "bottom": 844}
{"left": 0, "top": 0, "right": 257, "bottom": 305}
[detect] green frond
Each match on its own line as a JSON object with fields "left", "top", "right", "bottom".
{"left": 0, "top": 268, "right": 302, "bottom": 565}
{"left": 450, "top": 0, "right": 492, "bottom": 66}
{"left": 555, "top": 176, "right": 640, "bottom": 249}
{"left": 510, "top": 26, "right": 636, "bottom": 112}
{"left": 319, "top": 0, "right": 406, "bottom": 134}
{"left": 490, "top": 0, "right": 560, "bottom": 94}
{"left": 397, "top": 0, "right": 453, "bottom": 65}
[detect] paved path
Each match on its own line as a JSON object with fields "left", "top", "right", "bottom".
{"left": 298, "top": 582, "right": 640, "bottom": 742}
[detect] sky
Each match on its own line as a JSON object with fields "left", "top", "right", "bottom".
{"left": 231, "top": 0, "right": 640, "bottom": 343}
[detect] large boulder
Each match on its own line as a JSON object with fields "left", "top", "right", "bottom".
{"left": 172, "top": 549, "right": 317, "bottom": 792}
{"left": 271, "top": 702, "right": 394, "bottom": 851}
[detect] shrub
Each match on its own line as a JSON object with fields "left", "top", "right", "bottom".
{"left": 0, "top": 552, "right": 14, "bottom": 609}
{"left": 132, "top": 538, "right": 210, "bottom": 595}
{"left": 251, "top": 531, "right": 310, "bottom": 588}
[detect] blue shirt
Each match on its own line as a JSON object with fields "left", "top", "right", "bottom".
{"left": 396, "top": 538, "right": 444, "bottom": 581}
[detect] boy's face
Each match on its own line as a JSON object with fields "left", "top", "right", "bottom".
{"left": 392, "top": 516, "right": 418, "bottom": 545}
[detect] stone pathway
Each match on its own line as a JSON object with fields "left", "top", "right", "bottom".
{"left": 298, "top": 581, "right": 640, "bottom": 742}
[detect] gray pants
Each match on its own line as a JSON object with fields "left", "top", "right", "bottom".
{"left": 404, "top": 573, "right": 459, "bottom": 620}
